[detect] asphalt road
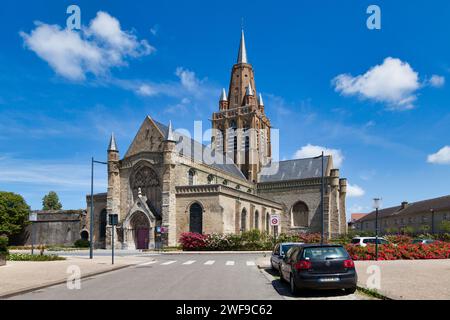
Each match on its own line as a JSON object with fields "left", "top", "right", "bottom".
{"left": 9, "top": 253, "right": 372, "bottom": 300}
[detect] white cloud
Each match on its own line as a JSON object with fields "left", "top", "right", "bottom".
{"left": 293, "top": 144, "right": 344, "bottom": 168}
{"left": 20, "top": 11, "right": 155, "bottom": 81}
{"left": 347, "top": 184, "right": 365, "bottom": 198}
{"left": 0, "top": 156, "right": 106, "bottom": 189}
{"left": 136, "top": 84, "right": 158, "bottom": 97}
{"left": 427, "top": 146, "right": 450, "bottom": 165}
{"left": 428, "top": 75, "right": 445, "bottom": 88}
{"left": 333, "top": 57, "right": 420, "bottom": 110}
{"left": 175, "top": 67, "right": 201, "bottom": 92}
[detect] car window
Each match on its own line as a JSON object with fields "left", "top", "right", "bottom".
{"left": 302, "top": 247, "right": 349, "bottom": 261}
{"left": 412, "top": 240, "right": 421, "bottom": 244}
{"left": 379, "top": 239, "right": 388, "bottom": 244}
{"left": 273, "top": 244, "right": 280, "bottom": 255}
{"left": 281, "top": 244, "right": 293, "bottom": 256}
{"left": 351, "top": 239, "right": 360, "bottom": 244}
{"left": 363, "top": 239, "right": 373, "bottom": 244}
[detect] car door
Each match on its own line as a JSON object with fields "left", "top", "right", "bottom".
{"left": 280, "top": 248, "right": 291, "bottom": 280}
{"left": 281, "top": 247, "right": 297, "bottom": 280}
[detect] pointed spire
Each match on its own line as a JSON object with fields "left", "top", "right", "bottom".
{"left": 258, "top": 93, "right": 264, "bottom": 106}
{"left": 220, "top": 88, "right": 227, "bottom": 101}
{"left": 237, "top": 29, "right": 248, "bottom": 64}
{"left": 108, "top": 133, "right": 118, "bottom": 152}
{"left": 246, "top": 83, "right": 254, "bottom": 96}
{"left": 165, "top": 121, "right": 176, "bottom": 142}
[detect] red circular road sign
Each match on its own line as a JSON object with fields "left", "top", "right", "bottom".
{"left": 270, "top": 216, "right": 280, "bottom": 226}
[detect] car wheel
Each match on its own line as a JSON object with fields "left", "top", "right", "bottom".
{"left": 344, "top": 287, "right": 357, "bottom": 295}
{"left": 290, "top": 275, "right": 298, "bottom": 296}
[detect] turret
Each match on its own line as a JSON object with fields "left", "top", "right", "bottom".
{"left": 219, "top": 88, "right": 229, "bottom": 111}
{"left": 244, "top": 83, "right": 257, "bottom": 106}
{"left": 163, "top": 121, "right": 177, "bottom": 165}
{"left": 106, "top": 133, "right": 120, "bottom": 248}
{"left": 258, "top": 93, "right": 265, "bottom": 112}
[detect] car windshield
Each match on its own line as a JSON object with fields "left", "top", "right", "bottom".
{"left": 351, "top": 239, "right": 360, "bottom": 244}
{"left": 281, "top": 244, "right": 293, "bottom": 255}
{"left": 302, "top": 246, "right": 349, "bottom": 261}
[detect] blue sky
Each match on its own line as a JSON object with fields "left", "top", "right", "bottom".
{"left": 0, "top": 0, "right": 449, "bottom": 217}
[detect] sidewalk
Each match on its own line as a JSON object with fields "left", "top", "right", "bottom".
{"left": 256, "top": 256, "right": 450, "bottom": 300}
{"left": 0, "top": 256, "right": 147, "bottom": 298}
{"left": 355, "top": 259, "right": 450, "bottom": 300}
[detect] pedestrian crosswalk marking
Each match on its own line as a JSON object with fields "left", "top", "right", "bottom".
{"left": 226, "top": 261, "right": 235, "bottom": 266}
{"left": 183, "top": 260, "right": 196, "bottom": 265}
{"left": 204, "top": 260, "right": 215, "bottom": 265}
{"left": 138, "top": 261, "right": 157, "bottom": 266}
{"left": 246, "top": 261, "right": 255, "bottom": 266}
{"left": 161, "top": 260, "right": 176, "bottom": 265}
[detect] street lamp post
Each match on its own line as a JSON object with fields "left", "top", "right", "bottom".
{"left": 430, "top": 209, "right": 435, "bottom": 235}
{"left": 373, "top": 198, "right": 382, "bottom": 261}
{"left": 320, "top": 152, "right": 325, "bottom": 245}
{"left": 89, "top": 157, "right": 107, "bottom": 260}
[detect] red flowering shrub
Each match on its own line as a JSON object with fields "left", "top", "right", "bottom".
{"left": 179, "top": 232, "right": 207, "bottom": 251}
{"left": 385, "top": 234, "right": 413, "bottom": 245}
{"left": 298, "top": 233, "right": 322, "bottom": 244}
{"left": 345, "top": 242, "right": 450, "bottom": 261}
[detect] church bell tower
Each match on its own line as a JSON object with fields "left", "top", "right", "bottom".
{"left": 212, "top": 30, "right": 272, "bottom": 182}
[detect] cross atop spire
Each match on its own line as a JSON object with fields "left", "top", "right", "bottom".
{"left": 237, "top": 29, "right": 248, "bottom": 64}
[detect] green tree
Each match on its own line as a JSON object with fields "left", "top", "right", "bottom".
{"left": 42, "top": 191, "right": 62, "bottom": 211}
{"left": 0, "top": 192, "right": 30, "bottom": 237}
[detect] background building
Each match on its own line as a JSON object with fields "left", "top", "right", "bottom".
{"left": 353, "top": 195, "right": 450, "bottom": 234}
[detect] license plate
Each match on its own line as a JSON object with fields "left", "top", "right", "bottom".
{"left": 319, "top": 277, "right": 340, "bottom": 282}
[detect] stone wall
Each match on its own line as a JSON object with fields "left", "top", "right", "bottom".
{"left": 20, "top": 210, "right": 86, "bottom": 246}
{"left": 257, "top": 178, "right": 332, "bottom": 236}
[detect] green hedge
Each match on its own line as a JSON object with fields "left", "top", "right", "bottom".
{"left": 7, "top": 253, "right": 66, "bottom": 261}
{"left": 0, "top": 235, "right": 8, "bottom": 255}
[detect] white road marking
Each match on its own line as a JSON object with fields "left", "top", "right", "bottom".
{"left": 138, "top": 261, "right": 158, "bottom": 266}
{"left": 161, "top": 260, "right": 177, "bottom": 265}
{"left": 183, "top": 260, "right": 196, "bottom": 265}
{"left": 204, "top": 260, "right": 215, "bottom": 265}
{"left": 226, "top": 261, "right": 235, "bottom": 266}
{"left": 246, "top": 261, "right": 256, "bottom": 266}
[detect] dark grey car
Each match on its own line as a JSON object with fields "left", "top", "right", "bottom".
{"left": 280, "top": 244, "right": 358, "bottom": 295}
{"left": 270, "top": 242, "right": 303, "bottom": 273}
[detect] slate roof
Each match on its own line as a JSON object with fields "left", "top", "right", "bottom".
{"left": 356, "top": 195, "right": 450, "bottom": 222}
{"left": 258, "top": 156, "right": 330, "bottom": 183}
{"left": 153, "top": 120, "right": 246, "bottom": 180}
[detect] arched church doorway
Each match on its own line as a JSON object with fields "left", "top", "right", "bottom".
{"left": 130, "top": 211, "right": 151, "bottom": 249}
{"left": 189, "top": 203, "right": 203, "bottom": 234}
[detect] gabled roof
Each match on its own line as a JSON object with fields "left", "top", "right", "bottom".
{"left": 153, "top": 120, "right": 247, "bottom": 180}
{"left": 356, "top": 195, "right": 450, "bottom": 222}
{"left": 258, "top": 156, "right": 330, "bottom": 183}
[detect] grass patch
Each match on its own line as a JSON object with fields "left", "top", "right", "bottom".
{"left": 7, "top": 253, "right": 66, "bottom": 261}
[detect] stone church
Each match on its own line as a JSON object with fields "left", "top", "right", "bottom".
{"left": 87, "top": 31, "right": 348, "bottom": 250}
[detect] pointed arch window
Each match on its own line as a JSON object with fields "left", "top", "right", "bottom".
{"left": 188, "top": 169, "right": 196, "bottom": 186}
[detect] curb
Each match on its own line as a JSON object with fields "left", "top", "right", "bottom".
{"left": 356, "top": 285, "right": 394, "bottom": 300}
{"left": 0, "top": 264, "right": 133, "bottom": 299}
